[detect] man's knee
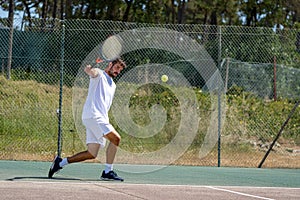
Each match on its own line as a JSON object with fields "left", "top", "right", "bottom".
{"left": 86, "top": 150, "right": 97, "bottom": 159}
{"left": 87, "top": 143, "right": 100, "bottom": 158}
{"left": 113, "top": 135, "right": 121, "bottom": 146}
{"left": 105, "top": 132, "right": 121, "bottom": 146}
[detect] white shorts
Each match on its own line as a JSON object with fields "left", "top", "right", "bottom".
{"left": 82, "top": 118, "right": 115, "bottom": 148}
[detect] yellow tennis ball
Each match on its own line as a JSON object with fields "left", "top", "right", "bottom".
{"left": 161, "top": 74, "right": 168, "bottom": 82}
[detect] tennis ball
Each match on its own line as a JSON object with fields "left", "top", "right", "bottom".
{"left": 161, "top": 74, "right": 168, "bottom": 82}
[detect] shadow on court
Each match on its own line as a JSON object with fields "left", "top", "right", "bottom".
{"left": 0, "top": 160, "right": 299, "bottom": 200}
{"left": 6, "top": 176, "right": 81, "bottom": 181}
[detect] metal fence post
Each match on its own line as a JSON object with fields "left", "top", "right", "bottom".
{"left": 217, "top": 26, "right": 222, "bottom": 167}
{"left": 273, "top": 56, "right": 277, "bottom": 101}
{"left": 7, "top": 2, "right": 14, "bottom": 80}
{"left": 57, "top": 20, "right": 65, "bottom": 157}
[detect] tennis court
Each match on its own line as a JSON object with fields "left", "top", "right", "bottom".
{"left": 0, "top": 160, "right": 299, "bottom": 199}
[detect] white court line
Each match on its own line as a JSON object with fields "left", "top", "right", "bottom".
{"left": 206, "top": 186, "right": 275, "bottom": 200}
{"left": 2, "top": 180, "right": 300, "bottom": 190}
{"left": 2, "top": 180, "right": 298, "bottom": 199}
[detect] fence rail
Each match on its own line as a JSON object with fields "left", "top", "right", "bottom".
{"left": 0, "top": 18, "right": 299, "bottom": 168}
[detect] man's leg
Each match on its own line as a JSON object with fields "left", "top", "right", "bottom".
{"left": 106, "top": 142, "right": 117, "bottom": 164}
{"left": 104, "top": 131, "right": 120, "bottom": 164}
{"left": 67, "top": 143, "right": 100, "bottom": 163}
{"left": 101, "top": 131, "right": 123, "bottom": 181}
{"left": 48, "top": 143, "right": 100, "bottom": 178}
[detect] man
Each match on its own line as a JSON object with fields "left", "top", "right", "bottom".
{"left": 48, "top": 58, "right": 126, "bottom": 181}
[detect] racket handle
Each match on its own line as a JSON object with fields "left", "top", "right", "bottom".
{"left": 92, "top": 58, "right": 103, "bottom": 68}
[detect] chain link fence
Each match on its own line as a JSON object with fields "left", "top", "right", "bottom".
{"left": 0, "top": 18, "right": 299, "bottom": 168}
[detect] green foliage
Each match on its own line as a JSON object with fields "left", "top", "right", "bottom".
{"left": 0, "top": 73, "right": 299, "bottom": 160}
{"left": 3, "top": 0, "right": 300, "bottom": 28}
{"left": 10, "top": 69, "right": 75, "bottom": 87}
{"left": 225, "top": 91, "right": 300, "bottom": 141}
{"left": 117, "top": 83, "right": 181, "bottom": 152}
{"left": 0, "top": 0, "right": 298, "bottom": 32}
{"left": 226, "top": 85, "right": 245, "bottom": 96}
{"left": 220, "top": 26, "right": 279, "bottom": 63}
{"left": 0, "top": 75, "right": 84, "bottom": 158}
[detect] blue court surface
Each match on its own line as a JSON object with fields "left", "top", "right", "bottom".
{"left": 0, "top": 160, "right": 299, "bottom": 199}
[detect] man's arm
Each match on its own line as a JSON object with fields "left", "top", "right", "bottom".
{"left": 84, "top": 65, "right": 99, "bottom": 78}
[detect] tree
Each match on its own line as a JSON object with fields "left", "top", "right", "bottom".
{"left": 177, "top": 0, "right": 186, "bottom": 24}
{"left": 0, "top": 0, "right": 299, "bottom": 27}
{"left": 52, "top": 0, "right": 58, "bottom": 19}
{"left": 185, "top": 0, "right": 239, "bottom": 25}
{"left": 123, "top": 0, "right": 134, "bottom": 22}
{"left": 283, "top": 0, "right": 300, "bottom": 28}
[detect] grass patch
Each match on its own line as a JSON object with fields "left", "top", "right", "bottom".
{"left": 0, "top": 75, "right": 299, "bottom": 167}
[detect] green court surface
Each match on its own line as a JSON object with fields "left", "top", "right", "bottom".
{"left": 0, "top": 160, "right": 299, "bottom": 187}
{"left": 1, "top": 160, "right": 300, "bottom": 200}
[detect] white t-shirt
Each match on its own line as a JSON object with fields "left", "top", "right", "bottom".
{"left": 82, "top": 69, "right": 116, "bottom": 123}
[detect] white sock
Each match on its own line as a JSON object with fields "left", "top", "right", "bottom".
{"left": 105, "top": 163, "right": 113, "bottom": 174}
{"left": 59, "top": 158, "right": 69, "bottom": 167}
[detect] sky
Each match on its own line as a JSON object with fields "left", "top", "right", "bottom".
{"left": 0, "top": 7, "right": 8, "bottom": 18}
{"left": 0, "top": 7, "right": 25, "bottom": 19}
{"left": 0, "top": 7, "right": 26, "bottom": 29}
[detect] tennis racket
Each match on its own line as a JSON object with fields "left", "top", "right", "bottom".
{"left": 93, "top": 35, "right": 123, "bottom": 68}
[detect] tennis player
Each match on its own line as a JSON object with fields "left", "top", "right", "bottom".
{"left": 48, "top": 58, "right": 126, "bottom": 181}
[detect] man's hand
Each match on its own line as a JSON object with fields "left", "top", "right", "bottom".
{"left": 84, "top": 65, "right": 99, "bottom": 78}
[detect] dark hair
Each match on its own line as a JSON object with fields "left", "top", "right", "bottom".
{"left": 112, "top": 58, "right": 126, "bottom": 68}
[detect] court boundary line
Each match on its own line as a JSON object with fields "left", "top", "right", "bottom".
{"left": 206, "top": 186, "right": 275, "bottom": 200}
{"left": 93, "top": 183, "right": 148, "bottom": 200}
{"left": 2, "top": 180, "right": 300, "bottom": 190}
{"left": 1, "top": 180, "right": 299, "bottom": 199}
